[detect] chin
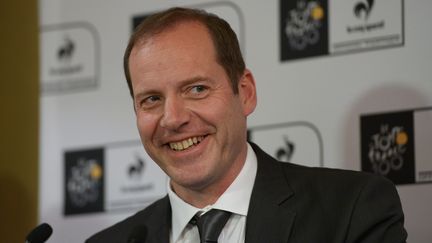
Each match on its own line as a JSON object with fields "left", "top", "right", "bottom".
{"left": 171, "top": 173, "right": 213, "bottom": 190}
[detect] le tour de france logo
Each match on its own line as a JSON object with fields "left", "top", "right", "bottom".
{"left": 284, "top": 0, "right": 325, "bottom": 51}
{"left": 280, "top": 0, "right": 329, "bottom": 61}
{"left": 361, "top": 110, "right": 415, "bottom": 185}
{"left": 64, "top": 148, "right": 104, "bottom": 215}
{"left": 367, "top": 124, "right": 407, "bottom": 176}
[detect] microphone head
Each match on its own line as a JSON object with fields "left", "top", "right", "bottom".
{"left": 127, "top": 225, "right": 147, "bottom": 243}
{"left": 26, "top": 223, "right": 53, "bottom": 243}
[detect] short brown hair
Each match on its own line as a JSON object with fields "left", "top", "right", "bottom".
{"left": 124, "top": 7, "right": 245, "bottom": 97}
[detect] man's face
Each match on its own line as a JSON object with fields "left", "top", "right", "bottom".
{"left": 128, "top": 21, "right": 256, "bottom": 195}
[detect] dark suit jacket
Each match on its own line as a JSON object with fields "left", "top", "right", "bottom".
{"left": 86, "top": 143, "right": 407, "bottom": 243}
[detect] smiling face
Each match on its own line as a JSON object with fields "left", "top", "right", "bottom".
{"left": 128, "top": 21, "right": 256, "bottom": 203}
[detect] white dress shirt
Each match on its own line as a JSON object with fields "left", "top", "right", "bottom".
{"left": 167, "top": 143, "right": 258, "bottom": 243}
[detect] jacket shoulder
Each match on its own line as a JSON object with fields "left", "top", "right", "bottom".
{"left": 85, "top": 196, "right": 169, "bottom": 243}
{"left": 281, "top": 161, "right": 395, "bottom": 194}
{"left": 252, "top": 141, "right": 393, "bottom": 193}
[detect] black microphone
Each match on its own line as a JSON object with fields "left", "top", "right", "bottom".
{"left": 25, "top": 223, "right": 53, "bottom": 243}
{"left": 127, "top": 225, "right": 147, "bottom": 243}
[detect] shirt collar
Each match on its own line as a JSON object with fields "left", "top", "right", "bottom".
{"left": 167, "top": 143, "right": 258, "bottom": 242}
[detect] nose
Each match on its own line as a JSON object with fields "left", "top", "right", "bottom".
{"left": 160, "top": 96, "right": 190, "bottom": 131}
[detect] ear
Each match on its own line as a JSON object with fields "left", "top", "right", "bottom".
{"left": 238, "top": 69, "right": 257, "bottom": 116}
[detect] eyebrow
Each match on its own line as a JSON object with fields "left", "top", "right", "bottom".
{"left": 177, "top": 76, "right": 210, "bottom": 87}
{"left": 133, "top": 75, "right": 211, "bottom": 100}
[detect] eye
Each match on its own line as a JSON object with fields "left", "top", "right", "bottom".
{"left": 138, "top": 95, "right": 161, "bottom": 109}
{"left": 188, "top": 85, "right": 209, "bottom": 98}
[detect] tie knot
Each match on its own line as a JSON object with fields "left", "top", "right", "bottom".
{"left": 191, "top": 209, "right": 232, "bottom": 243}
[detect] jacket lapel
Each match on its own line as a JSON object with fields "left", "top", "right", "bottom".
{"left": 144, "top": 196, "right": 171, "bottom": 243}
{"left": 245, "top": 143, "right": 296, "bottom": 243}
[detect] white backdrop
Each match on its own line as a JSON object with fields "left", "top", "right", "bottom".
{"left": 39, "top": 0, "right": 432, "bottom": 242}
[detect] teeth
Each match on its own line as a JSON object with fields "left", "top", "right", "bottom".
{"left": 169, "top": 136, "right": 204, "bottom": 151}
{"left": 182, "top": 140, "right": 189, "bottom": 149}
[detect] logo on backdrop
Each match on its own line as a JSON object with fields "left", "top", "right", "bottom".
{"left": 367, "top": 124, "right": 408, "bottom": 176}
{"left": 360, "top": 110, "right": 415, "bottom": 185}
{"left": 40, "top": 23, "right": 100, "bottom": 94}
{"left": 128, "top": 155, "right": 145, "bottom": 179}
{"left": 248, "top": 121, "right": 323, "bottom": 167}
{"left": 332, "top": 0, "right": 403, "bottom": 53}
{"left": 347, "top": 0, "right": 384, "bottom": 34}
{"left": 280, "top": 0, "right": 329, "bottom": 61}
{"left": 354, "top": 0, "right": 375, "bottom": 20}
{"left": 63, "top": 140, "right": 166, "bottom": 215}
{"left": 280, "top": 0, "right": 404, "bottom": 61}
{"left": 284, "top": 1, "right": 325, "bottom": 50}
{"left": 64, "top": 148, "right": 104, "bottom": 215}
{"left": 120, "top": 152, "right": 154, "bottom": 194}
{"left": 57, "top": 36, "right": 75, "bottom": 62}
{"left": 275, "top": 136, "right": 296, "bottom": 162}
{"left": 49, "top": 35, "right": 82, "bottom": 76}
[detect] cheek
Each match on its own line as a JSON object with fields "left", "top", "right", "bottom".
{"left": 136, "top": 113, "right": 159, "bottom": 140}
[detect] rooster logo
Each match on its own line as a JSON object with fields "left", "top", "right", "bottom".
{"left": 354, "top": 0, "right": 374, "bottom": 20}
{"left": 276, "top": 136, "right": 295, "bottom": 162}
{"left": 58, "top": 36, "right": 75, "bottom": 61}
{"left": 128, "top": 155, "right": 145, "bottom": 179}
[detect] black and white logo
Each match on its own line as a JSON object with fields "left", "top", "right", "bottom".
{"left": 284, "top": 1, "right": 324, "bottom": 51}
{"left": 104, "top": 141, "right": 166, "bottom": 212}
{"left": 331, "top": 0, "right": 404, "bottom": 53}
{"left": 128, "top": 155, "right": 145, "bottom": 180}
{"left": 280, "top": 0, "right": 329, "bottom": 61}
{"left": 57, "top": 36, "right": 75, "bottom": 62}
{"left": 40, "top": 23, "right": 100, "bottom": 94}
{"left": 64, "top": 141, "right": 167, "bottom": 215}
{"left": 275, "top": 136, "right": 296, "bottom": 162}
{"left": 347, "top": 0, "right": 384, "bottom": 34}
{"left": 360, "top": 109, "right": 428, "bottom": 185}
{"left": 354, "top": 0, "right": 375, "bottom": 20}
{"left": 248, "top": 121, "right": 323, "bottom": 167}
{"left": 281, "top": 0, "right": 404, "bottom": 61}
{"left": 64, "top": 148, "right": 104, "bottom": 215}
{"left": 366, "top": 124, "right": 407, "bottom": 176}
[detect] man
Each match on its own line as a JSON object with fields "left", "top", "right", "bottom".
{"left": 87, "top": 7, "right": 407, "bottom": 243}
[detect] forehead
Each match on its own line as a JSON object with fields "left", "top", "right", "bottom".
{"left": 132, "top": 21, "right": 216, "bottom": 60}
{"left": 130, "top": 22, "right": 218, "bottom": 69}
{"left": 128, "top": 21, "right": 225, "bottom": 92}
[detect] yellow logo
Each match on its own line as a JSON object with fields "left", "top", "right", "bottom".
{"left": 396, "top": 131, "right": 408, "bottom": 145}
{"left": 90, "top": 163, "right": 102, "bottom": 180}
{"left": 311, "top": 5, "right": 324, "bottom": 20}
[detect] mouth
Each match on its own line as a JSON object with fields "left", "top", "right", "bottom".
{"left": 168, "top": 136, "right": 205, "bottom": 151}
